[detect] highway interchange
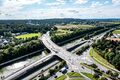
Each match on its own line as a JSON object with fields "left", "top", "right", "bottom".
{"left": 2, "top": 28, "right": 117, "bottom": 80}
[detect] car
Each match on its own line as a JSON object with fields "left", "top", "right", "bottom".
{"left": 53, "top": 74, "right": 57, "bottom": 78}
{"left": 82, "top": 66, "right": 84, "bottom": 69}
{"left": 65, "top": 65, "right": 68, "bottom": 69}
{"left": 60, "top": 67, "right": 67, "bottom": 74}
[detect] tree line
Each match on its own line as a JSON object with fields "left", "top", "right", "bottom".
{"left": 0, "top": 40, "right": 44, "bottom": 64}
{"left": 92, "top": 38, "right": 120, "bottom": 70}
{"left": 0, "top": 19, "right": 119, "bottom": 35}
{"left": 51, "top": 27, "right": 104, "bottom": 45}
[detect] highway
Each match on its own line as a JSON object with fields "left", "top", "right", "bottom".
{"left": 0, "top": 49, "right": 44, "bottom": 67}
{"left": 21, "top": 60, "right": 59, "bottom": 80}
{"left": 3, "top": 29, "right": 114, "bottom": 80}
{"left": 4, "top": 53, "right": 54, "bottom": 80}
{"left": 41, "top": 30, "right": 113, "bottom": 80}
{"left": 41, "top": 32, "right": 91, "bottom": 80}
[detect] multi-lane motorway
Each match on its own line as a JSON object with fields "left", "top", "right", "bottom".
{"left": 41, "top": 32, "right": 91, "bottom": 80}
{"left": 4, "top": 53, "right": 54, "bottom": 80}
{"left": 3, "top": 28, "right": 114, "bottom": 80}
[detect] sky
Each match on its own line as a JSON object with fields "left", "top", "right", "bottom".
{"left": 0, "top": 0, "right": 120, "bottom": 19}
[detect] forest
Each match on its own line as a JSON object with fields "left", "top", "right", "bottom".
{"left": 0, "top": 18, "right": 119, "bottom": 35}
{"left": 92, "top": 38, "right": 120, "bottom": 70}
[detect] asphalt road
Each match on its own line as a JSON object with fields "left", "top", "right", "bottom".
{"left": 4, "top": 53, "right": 54, "bottom": 80}
{"left": 3, "top": 28, "right": 114, "bottom": 80}
{"left": 41, "top": 32, "right": 91, "bottom": 80}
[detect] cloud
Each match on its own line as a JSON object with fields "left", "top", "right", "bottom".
{"left": 112, "top": 0, "right": 120, "bottom": 5}
{"left": 46, "top": 2, "right": 65, "bottom": 6}
{"left": 56, "top": 0, "right": 65, "bottom": 3}
{"left": 3, "top": 0, "right": 42, "bottom": 7}
{"left": 68, "top": 10, "right": 79, "bottom": 14}
{"left": 0, "top": 0, "right": 42, "bottom": 18}
{"left": 90, "top": 1, "right": 103, "bottom": 8}
{"left": 0, "top": 0, "right": 120, "bottom": 19}
{"left": 104, "top": 1, "right": 109, "bottom": 4}
{"left": 46, "top": 0, "right": 65, "bottom": 6}
{"left": 1, "top": 6, "right": 120, "bottom": 19}
{"left": 75, "top": 0, "right": 88, "bottom": 4}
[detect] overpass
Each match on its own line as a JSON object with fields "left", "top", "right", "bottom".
{"left": 4, "top": 29, "right": 112, "bottom": 80}
{"left": 41, "top": 32, "right": 91, "bottom": 80}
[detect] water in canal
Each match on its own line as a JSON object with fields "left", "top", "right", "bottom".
{"left": 0, "top": 51, "right": 46, "bottom": 77}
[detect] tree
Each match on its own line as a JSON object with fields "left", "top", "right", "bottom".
{"left": 52, "top": 27, "right": 58, "bottom": 31}
{"left": 106, "top": 70, "right": 112, "bottom": 75}
{"left": 39, "top": 74, "right": 47, "bottom": 80}
{"left": 49, "top": 69, "right": 55, "bottom": 76}
{"left": 93, "top": 73, "right": 100, "bottom": 79}
{"left": 90, "top": 63, "right": 98, "bottom": 68}
{"left": 112, "top": 72, "right": 119, "bottom": 78}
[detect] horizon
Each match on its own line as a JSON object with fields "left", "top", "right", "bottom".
{"left": 0, "top": 18, "right": 120, "bottom": 20}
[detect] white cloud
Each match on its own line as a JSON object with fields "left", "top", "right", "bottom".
{"left": 75, "top": 0, "right": 88, "bottom": 4}
{"left": 56, "top": 0, "right": 65, "bottom": 3}
{"left": 0, "top": 0, "right": 42, "bottom": 15}
{"left": 3, "top": 0, "right": 42, "bottom": 7}
{"left": 0, "top": 0, "right": 120, "bottom": 19}
{"left": 90, "top": 1, "right": 103, "bottom": 8}
{"left": 112, "top": 0, "right": 120, "bottom": 5}
{"left": 46, "top": 0, "right": 65, "bottom": 6}
{"left": 104, "top": 1, "right": 109, "bottom": 4}
{"left": 46, "top": 2, "right": 65, "bottom": 6}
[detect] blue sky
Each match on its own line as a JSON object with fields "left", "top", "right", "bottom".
{"left": 0, "top": 0, "right": 120, "bottom": 19}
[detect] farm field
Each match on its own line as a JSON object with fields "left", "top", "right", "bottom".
{"left": 16, "top": 33, "right": 42, "bottom": 39}
{"left": 112, "top": 30, "right": 120, "bottom": 34}
{"left": 56, "top": 24, "right": 95, "bottom": 29}
{"left": 106, "top": 37, "right": 120, "bottom": 41}
{"left": 55, "top": 29, "right": 73, "bottom": 36}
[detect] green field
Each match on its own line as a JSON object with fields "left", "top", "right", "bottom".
{"left": 113, "top": 22, "right": 120, "bottom": 24}
{"left": 112, "top": 30, "right": 120, "bottom": 34}
{"left": 16, "top": 33, "right": 42, "bottom": 39}
{"left": 56, "top": 24, "right": 95, "bottom": 29}
{"left": 66, "top": 24, "right": 95, "bottom": 29}
{"left": 55, "top": 29, "right": 73, "bottom": 36}
{"left": 89, "top": 48, "right": 118, "bottom": 72}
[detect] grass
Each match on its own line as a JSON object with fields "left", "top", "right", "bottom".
{"left": 113, "top": 22, "right": 120, "bottom": 24}
{"left": 69, "top": 78, "right": 84, "bottom": 80}
{"left": 55, "top": 75, "right": 67, "bottom": 80}
{"left": 67, "top": 72, "right": 83, "bottom": 77}
{"left": 112, "top": 30, "right": 120, "bottom": 34}
{"left": 55, "top": 72, "right": 84, "bottom": 80}
{"left": 82, "top": 72, "right": 96, "bottom": 80}
{"left": 54, "top": 29, "right": 73, "bottom": 36}
{"left": 80, "top": 63, "right": 93, "bottom": 70}
{"left": 16, "top": 33, "right": 42, "bottom": 39}
{"left": 89, "top": 48, "right": 119, "bottom": 73}
{"left": 80, "top": 63, "right": 111, "bottom": 78}
{"left": 67, "top": 24, "right": 95, "bottom": 29}
{"left": 56, "top": 24, "right": 95, "bottom": 29}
